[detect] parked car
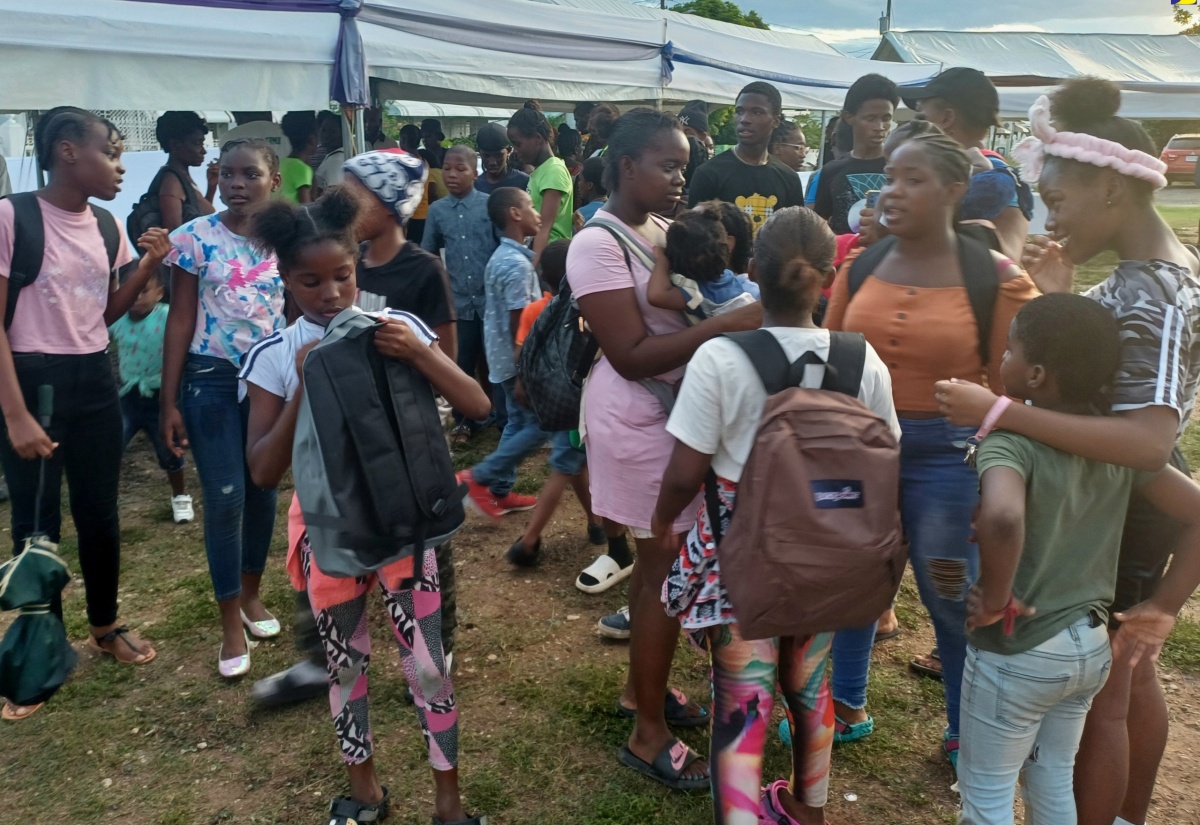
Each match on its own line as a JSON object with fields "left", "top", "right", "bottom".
{"left": 1160, "top": 134, "right": 1200, "bottom": 186}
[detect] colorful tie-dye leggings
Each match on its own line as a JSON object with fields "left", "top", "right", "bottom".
{"left": 707, "top": 622, "right": 834, "bottom": 824}
{"left": 301, "top": 540, "right": 458, "bottom": 770}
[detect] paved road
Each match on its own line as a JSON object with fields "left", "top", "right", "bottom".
{"left": 1161, "top": 184, "right": 1200, "bottom": 208}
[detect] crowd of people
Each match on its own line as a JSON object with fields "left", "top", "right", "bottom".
{"left": 0, "top": 66, "right": 1198, "bottom": 825}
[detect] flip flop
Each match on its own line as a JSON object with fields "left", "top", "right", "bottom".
{"left": 909, "top": 654, "right": 943, "bottom": 682}
{"left": 615, "top": 687, "right": 710, "bottom": 728}
{"left": 575, "top": 554, "right": 634, "bottom": 594}
{"left": 873, "top": 626, "right": 901, "bottom": 644}
{"left": 2, "top": 700, "right": 44, "bottom": 721}
{"left": 618, "top": 739, "right": 708, "bottom": 791}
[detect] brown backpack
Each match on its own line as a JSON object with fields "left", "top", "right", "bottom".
{"left": 712, "top": 330, "right": 905, "bottom": 641}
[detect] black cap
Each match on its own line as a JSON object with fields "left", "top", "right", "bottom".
{"left": 901, "top": 67, "right": 1001, "bottom": 129}
{"left": 677, "top": 100, "right": 710, "bottom": 134}
{"left": 475, "top": 122, "right": 510, "bottom": 153}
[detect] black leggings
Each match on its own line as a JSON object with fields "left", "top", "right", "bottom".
{"left": 0, "top": 351, "right": 123, "bottom": 627}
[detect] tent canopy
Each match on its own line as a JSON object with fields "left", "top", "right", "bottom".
{"left": 875, "top": 31, "right": 1200, "bottom": 119}
{"left": 0, "top": 0, "right": 940, "bottom": 113}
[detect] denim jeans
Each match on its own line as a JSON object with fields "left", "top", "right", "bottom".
{"left": 958, "top": 618, "right": 1112, "bottom": 825}
{"left": 121, "top": 389, "right": 185, "bottom": 474}
{"left": 471, "top": 378, "right": 547, "bottom": 497}
{"left": 0, "top": 351, "right": 123, "bottom": 626}
{"left": 831, "top": 621, "right": 878, "bottom": 709}
{"left": 179, "top": 354, "right": 278, "bottom": 602}
{"left": 900, "top": 416, "right": 980, "bottom": 738}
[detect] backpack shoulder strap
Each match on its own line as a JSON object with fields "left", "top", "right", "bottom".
{"left": 955, "top": 234, "right": 1000, "bottom": 365}
{"left": 587, "top": 218, "right": 656, "bottom": 272}
{"left": 87, "top": 204, "right": 121, "bottom": 274}
{"left": 821, "top": 331, "right": 867, "bottom": 397}
{"left": 5, "top": 192, "right": 45, "bottom": 330}
{"left": 846, "top": 236, "right": 896, "bottom": 300}
{"left": 584, "top": 222, "right": 634, "bottom": 274}
{"left": 164, "top": 165, "right": 199, "bottom": 207}
{"left": 722, "top": 329, "right": 794, "bottom": 395}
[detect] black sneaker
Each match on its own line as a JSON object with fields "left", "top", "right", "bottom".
{"left": 506, "top": 537, "right": 541, "bottom": 567}
{"left": 250, "top": 660, "right": 328, "bottom": 711}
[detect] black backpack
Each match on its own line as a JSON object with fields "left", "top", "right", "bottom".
{"left": 517, "top": 279, "right": 599, "bottom": 432}
{"left": 516, "top": 217, "right": 668, "bottom": 432}
{"left": 847, "top": 233, "right": 998, "bottom": 365}
{"left": 3, "top": 192, "right": 120, "bottom": 330}
{"left": 126, "top": 165, "right": 201, "bottom": 241}
{"left": 292, "top": 309, "right": 465, "bottom": 578}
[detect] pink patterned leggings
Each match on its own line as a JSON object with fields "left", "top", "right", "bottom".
{"left": 301, "top": 540, "right": 458, "bottom": 770}
{"left": 707, "top": 622, "right": 834, "bottom": 824}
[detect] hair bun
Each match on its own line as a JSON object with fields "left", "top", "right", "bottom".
{"left": 1051, "top": 77, "right": 1121, "bottom": 131}
{"left": 523, "top": 99, "right": 543, "bottom": 112}
{"left": 312, "top": 185, "right": 362, "bottom": 233}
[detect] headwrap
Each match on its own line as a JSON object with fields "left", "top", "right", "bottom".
{"left": 1011, "top": 95, "right": 1168, "bottom": 190}
{"left": 342, "top": 149, "right": 428, "bottom": 224}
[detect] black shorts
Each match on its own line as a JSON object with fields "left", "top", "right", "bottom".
{"left": 1112, "top": 448, "right": 1190, "bottom": 619}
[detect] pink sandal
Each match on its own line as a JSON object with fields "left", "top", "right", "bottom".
{"left": 759, "top": 779, "right": 829, "bottom": 825}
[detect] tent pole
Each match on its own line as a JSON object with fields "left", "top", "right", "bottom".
{"left": 816, "top": 110, "right": 828, "bottom": 168}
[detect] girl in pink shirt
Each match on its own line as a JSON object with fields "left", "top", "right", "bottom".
{"left": 0, "top": 107, "right": 170, "bottom": 720}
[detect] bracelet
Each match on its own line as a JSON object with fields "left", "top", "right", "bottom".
{"left": 975, "top": 395, "right": 1013, "bottom": 442}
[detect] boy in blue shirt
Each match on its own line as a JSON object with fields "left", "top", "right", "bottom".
{"left": 458, "top": 187, "right": 547, "bottom": 519}
{"left": 109, "top": 272, "right": 192, "bottom": 523}
{"left": 421, "top": 144, "right": 499, "bottom": 441}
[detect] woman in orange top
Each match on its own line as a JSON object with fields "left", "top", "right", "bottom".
{"left": 824, "top": 130, "right": 1037, "bottom": 769}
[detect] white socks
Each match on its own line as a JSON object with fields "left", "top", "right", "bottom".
{"left": 1114, "top": 817, "right": 1140, "bottom": 825}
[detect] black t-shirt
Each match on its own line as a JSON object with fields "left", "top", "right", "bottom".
{"left": 475, "top": 168, "right": 531, "bottom": 194}
{"left": 356, "top": 242, "right": 455, "bottom": 330}
{"left": 813, "top": 155, "right": 886, "bottom": 235}
{"left": 687, "top": 150, "right": 805, "bottom": 236}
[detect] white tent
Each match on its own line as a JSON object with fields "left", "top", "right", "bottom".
{"left": 362, "top": 0, "right": 939, "bottom": 110}
{"left": 0, "top": 0, "right": 940, "bottom": 113}
{"left": 874, "top": 31, "right": 1200, "bottom": 119}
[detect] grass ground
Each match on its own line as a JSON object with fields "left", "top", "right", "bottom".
{"left": 2, "top": 204, "right": 1199, "bottom": 824}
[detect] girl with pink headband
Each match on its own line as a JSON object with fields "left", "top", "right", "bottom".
{"left": 934, "top": 76, "right": 1200, "bottom": 825}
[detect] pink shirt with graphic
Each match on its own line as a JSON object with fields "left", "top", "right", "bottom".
{"left": 0, "top": 196, "right": 133, "bottom": 354}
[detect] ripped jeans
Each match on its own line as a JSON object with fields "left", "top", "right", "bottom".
{"left": 179, "top": 355, "right": 278, "bottom": 602}
{"left": 900, "top": 416, "right": 980, "bottom": 738}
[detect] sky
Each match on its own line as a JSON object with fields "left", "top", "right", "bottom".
{"left": 647, "top": 1, "right": 1185, "bottom": 57}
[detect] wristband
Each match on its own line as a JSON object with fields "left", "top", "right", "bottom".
{"left": 975, "top": 395, "right": 1013, "bottom": 441}
{"left": 1001, "top": 594, "right": 1020, "bottom": 636}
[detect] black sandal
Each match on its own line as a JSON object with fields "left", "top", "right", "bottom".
{"left": 618, "top": 739, "right": 708, "bottom": 791}
{"left": 88, "top": 626, "right": 157, "bottom": 665}
{"left": 327, "top": 788, "right": 389, "bottom": 824}
{"left": 615, "top": 687, "right": 710, "bottom": 729}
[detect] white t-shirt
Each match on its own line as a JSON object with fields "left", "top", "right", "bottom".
{"left": 667, "top": 327, "right": 900, "bottom": 482}
{"left": 314, "top": 148, "right": 345, "bottom": 190}
{"left": 238, "top": 309, "right": 437, "bottom": 402}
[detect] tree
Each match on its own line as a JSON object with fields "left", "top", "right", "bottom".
{"left": 1176, "top": 6, "right": 1200, "bottom": 35}
{"left": 670, "top": 0, "right": 769, "bottom": 30}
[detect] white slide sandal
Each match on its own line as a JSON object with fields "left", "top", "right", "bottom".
{"left": 575, "top": 554, "right": 634, "bottom": 594}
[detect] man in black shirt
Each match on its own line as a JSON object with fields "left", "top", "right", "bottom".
{"left": 813, "top": 73, "right": 898, "bottom": 235}
{"left": 687, "top": 82, "right": 805, "bottom": 236}
{"left": 475, "top": 122, "right": 530, "bottom": 195}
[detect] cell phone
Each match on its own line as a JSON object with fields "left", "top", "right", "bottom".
{"left": 865, "top": 190, "right": 880, "bottom": 209}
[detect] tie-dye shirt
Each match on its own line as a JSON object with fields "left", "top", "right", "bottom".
{"left": 167, "top": 214, "right": 285, "bottom": 365}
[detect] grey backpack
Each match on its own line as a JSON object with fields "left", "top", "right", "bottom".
{"left": 293, "top": 308, "right": 465, "bottom": 578}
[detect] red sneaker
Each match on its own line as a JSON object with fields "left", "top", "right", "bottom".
{"left": 457, "top": 470, "right": 505, "bottom": 521}
{"left": 495, "top": 491, "right": 537, "bottom": 515}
